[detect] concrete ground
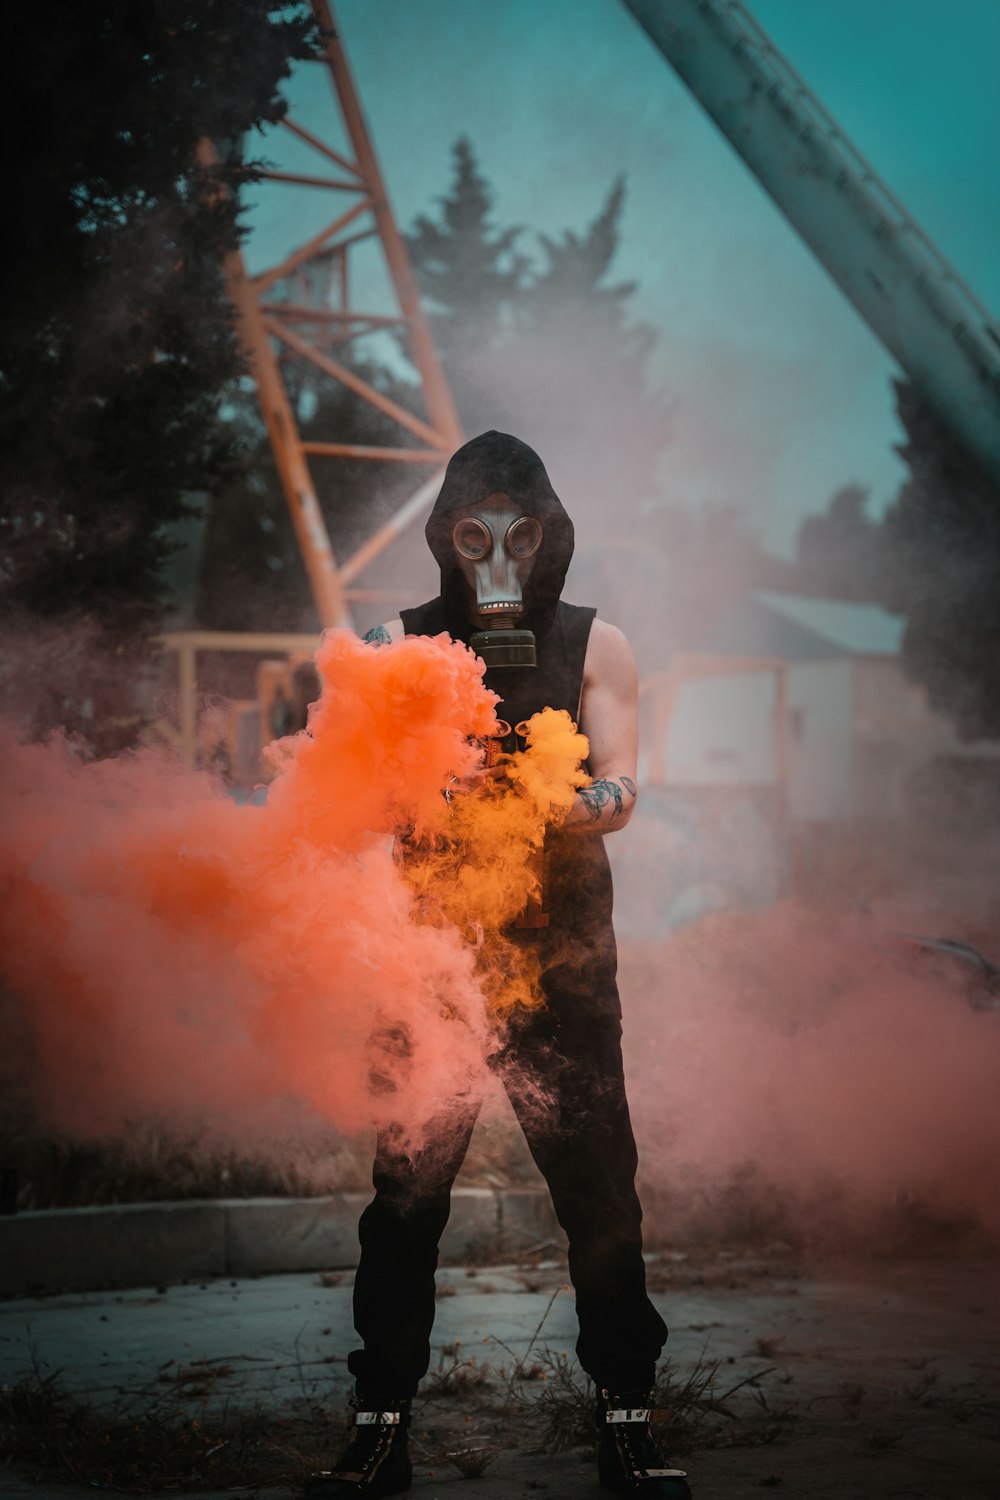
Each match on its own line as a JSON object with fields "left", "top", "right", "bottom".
{"left": 2, "top": 1246, "right": 999, "bottom": 1499}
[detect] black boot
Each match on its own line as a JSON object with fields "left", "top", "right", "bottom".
{"left": 304, "top": 1394, "right": 413, "bottom": 1499}
{"left": 595, "top": 1388, "right": 692, "bottom": 1498}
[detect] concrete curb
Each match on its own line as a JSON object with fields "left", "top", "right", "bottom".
{"left": 0, "top": 1189, "right": 563, "bottom": 1297}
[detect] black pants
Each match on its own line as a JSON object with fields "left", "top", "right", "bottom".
{"left": 348, "top": 999, "right": 667, "bottom": 1398}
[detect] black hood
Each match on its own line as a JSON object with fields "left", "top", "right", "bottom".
{"left": 425, "top": 430, "right": 574, "bottom": 643}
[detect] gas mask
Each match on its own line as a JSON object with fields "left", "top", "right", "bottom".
{"left": 452, "top": 495, "right": 542, "bottom": 668}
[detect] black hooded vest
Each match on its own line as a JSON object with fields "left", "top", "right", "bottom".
{"left": 399, "top": 432, "right": 620, "bottom": 1013}
{"left": 398, "top": 597, "right": 596, "bottom": 740}
{"left": 400, "top": 594, "right": 619, "bottom": 1010}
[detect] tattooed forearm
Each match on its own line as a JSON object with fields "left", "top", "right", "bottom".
{"left": 363, "top": 624, "right": 392, "bottom": 646}
{"left": 578, "top": 778, "right": 624, "bottom": 823}
{"left": 564, "top": 775, "right": 636, "bottom": 831}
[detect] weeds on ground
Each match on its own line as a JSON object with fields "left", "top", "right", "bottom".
{"left": 485, "top": 1283, "right": 778, "bottom": 1457}
{"left": 445, "top": 1444, "right": 495, "bottom": 1478}
{"left": 0, "top": 1364, "right": 340, "bottom": 1493}
{"left": 498, "top": 1343, "right": 774, "bottom": 1455}
{"left": 838, "top": 1380, "right": 866, "bottom": 1417}
{"left": 2, "top": 1272, "right": 788, "bottom": 1491}
{"left": 4, "top": 1093, "right": 540, "bottom": 1210}
{"left": 3, "top": 1339, "right": 497, "bottom": 1494}
{"left": 864, "top": 1425, "right": 904, "bottom": 1450}
{"left": 1, "top": 1118, "right": 376, "bottom": 1209}
{"left": 903, "top": 1365, "right": 940, "bottom": 1403}
{"left": 719, "top": 1380, "right": 795, "bottom": 1448}
{"left": 409, "top": 1346, "right": 499, "bottom": 1480}
{"left": 421, "top": 1341, "right": 494, "bottom": 1400}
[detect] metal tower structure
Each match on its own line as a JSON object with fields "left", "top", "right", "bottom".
{"left": 217, "top": 0, "right": 462, "bottom": 629}
{"left": 621, "top": 0, "right": 1000, "bottom": 486}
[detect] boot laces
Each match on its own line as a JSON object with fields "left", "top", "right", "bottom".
{"left": 601, "top": 1390, "right": 686, "bottom": 1483}
{"left": 336, "top": 1398, "right": 408, "bottom": 1483}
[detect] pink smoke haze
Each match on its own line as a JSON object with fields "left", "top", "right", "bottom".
{"left": 3, "top": 626, "right": 999, "bottom": 1247}
{"left": 623, "top": 905, "right": 1000, "bottom": 1245}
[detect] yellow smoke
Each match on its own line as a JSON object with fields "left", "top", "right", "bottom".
{"left": 401, "top": 707, "right": 591, "bottom": 1015}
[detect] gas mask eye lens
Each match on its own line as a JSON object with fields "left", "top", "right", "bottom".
{"left": 505, "top": 516, "right": 542, "bottom": 559}
{"left": 452, "top": 517, "right": 492, "bottom": 561}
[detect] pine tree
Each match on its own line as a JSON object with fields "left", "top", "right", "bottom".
{"left": 793, "top": 483, "right": 887, "bottom": 601}
{"left": 405, "top": 135, "right": 528, "bottom": 431}
{"left": 529, "top": 177, "right": 635, "bottom": 321}
{"left": 0, "top": 1, "right": 318, "bottom": 753}
{"left": 406, "top": 138, "right": 526, "bottom": 357}
{"left": 879, "top": 378, "right": 1000, "bottom": 739}
{"left": 505, "top": 175, "right": 670, "bottom": 518}
{"left": 406, "top": 145, "right": 671, "bottom": 520}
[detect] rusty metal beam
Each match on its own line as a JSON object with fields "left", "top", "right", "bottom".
{"left": 258, "top": 304, "right": 403, "bottom": 327}
{"left": 253, "top": 198, "right": 371, "bottom": 295}
{"left": 280, "top": 114, "right": 362, "bottom": 175}
{"left": 336, "top": 471, "right": 444, "bottom": 587}
{"left": 301, "top": 442, "right": 444, "bottom": 462}
{"left": 203, "top": 3, "right": 462, "bottom": 638}
{"left": 266, "top": 314, "right": 449, "bottom": 450}
{"left": 621, "top": 0, "right": 1000, "bottom": 484}
{"left": 258, "top": 169, "right": 362, "bottom": 190}
{"left": 199, "top": 139, "right": 347, "bottom": 627}
{"left": 228, "top": 266, "right": 348, "bottom": 626}
{"left": 314, "top": 0, "right": 463, "bottom": 454}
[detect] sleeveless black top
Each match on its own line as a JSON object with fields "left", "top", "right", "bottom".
{"left": 400, "top": 598, "right": 620, "bottom": 1019}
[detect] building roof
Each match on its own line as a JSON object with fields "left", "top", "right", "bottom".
{"left": 708, "top": 591, "right": 905, "bottom": 662}
{"left": 754, "top": 592, "right": 905, "bottom": 656}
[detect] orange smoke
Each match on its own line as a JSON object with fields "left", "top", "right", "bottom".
{"left": 0, "top": 631, "right": 590, "bottom": 1150}
{"left": 399, "top": 706, "right": 591, "bottom": 1014}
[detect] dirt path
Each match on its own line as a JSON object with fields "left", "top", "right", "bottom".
{"left": 2, "top": 1247, "right": 997, "bottom": 1499}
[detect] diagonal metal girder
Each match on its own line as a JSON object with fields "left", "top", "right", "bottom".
{"left": 218, "top": 0, "right": 462, "bottom": 628}
{"left": 620, "top": 0, "right": 1000, "bottom": 484}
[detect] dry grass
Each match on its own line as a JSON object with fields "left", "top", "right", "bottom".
{"left": 2, "top": 1094, "right": 540, "bottom": 1211}
{"left": 1, "top": 1118, "right": 376, "bottom": 1210}
{"left": 478, "top": 1283, "right": 781, "bottom": 1459}
{"left": 0, "top": 1364, "right": 344, "bottom": 1493}
{"left": 2, "top": 1294, "right": 786, "bottom": 1493}
{"left": 421, "top": 1341, "right": 495, "bottom": 1400}
{"left": 445, "top": 1444, "right": 495, "bottom": 1478}
{"left": 497, "top": 1343, "right": 773, "bottom": 1455}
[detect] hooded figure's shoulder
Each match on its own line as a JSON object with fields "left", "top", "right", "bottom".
{"left": 399, "top": 599, "right": 449, "bottom": 638}
{"left": 583, "top": 617, "right": 637, "bottom": 687}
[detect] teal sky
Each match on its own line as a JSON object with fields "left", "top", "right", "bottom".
{"left": 244, "top": 0, "right": 1000, "bottom": 557}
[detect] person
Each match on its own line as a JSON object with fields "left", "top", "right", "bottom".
{"left": 307, "top": 432, "right": 691, "bottom": 1499}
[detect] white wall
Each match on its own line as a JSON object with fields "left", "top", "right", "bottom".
{"left": 656, "top": 669, "right": 780, "bottom": 787}
{"left": 642, "top": 655, "right": 956, "bottom": 823}
{"left": 787, "top": 659, "right": 854, "bottom": 819}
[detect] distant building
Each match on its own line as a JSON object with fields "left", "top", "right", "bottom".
{"left": 617, "top": 591, "right": 1000, "bottom": 933}
{"left": 659, "top": 590, "right": 969, "bottom": 822}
